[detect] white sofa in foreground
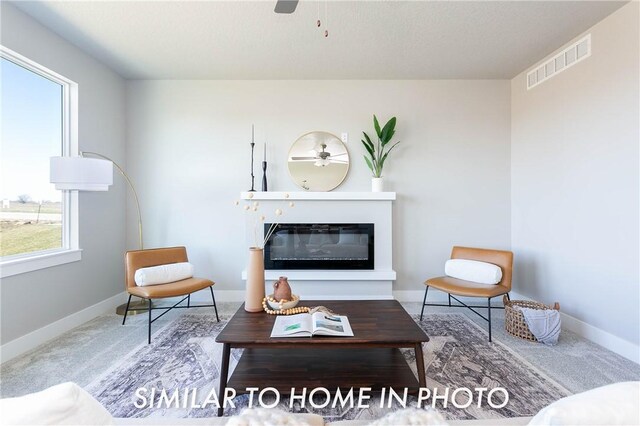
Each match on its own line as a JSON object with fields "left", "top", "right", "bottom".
{"left": 0, "top": 382, "right": 638, "bottom": 426}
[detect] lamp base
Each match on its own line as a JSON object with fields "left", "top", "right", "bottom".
{"left": 116, "top": 298, "right": 151, "bottom": 316}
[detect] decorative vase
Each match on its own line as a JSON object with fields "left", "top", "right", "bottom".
{"left": 273, "top": 276, "right": 292, "bottom": 301}
{"left": 245, "top": 247, "right": 265, "bottom": 312}
{"left": 372, "top": 177, "right": 384, "bottom": 192}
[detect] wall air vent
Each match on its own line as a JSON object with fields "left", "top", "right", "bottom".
{"left": 527, "top": 34, "right": 591, "bottom": 90}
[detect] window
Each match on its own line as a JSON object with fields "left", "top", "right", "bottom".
{"left": 1, "top": 46, "right": 80, "bottom": 277}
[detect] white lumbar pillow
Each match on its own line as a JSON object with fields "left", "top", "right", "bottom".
{"left": 528, "top": 381, "right": 640, "bottom": 425}
{"left": 134, "top": 262, "right": 194, "bottom": 286}
{"left": 0, "top": 382, "right": 113, "bottom": 425}
{"left": 445, "top": 259, "right": 503, "bottom": 285}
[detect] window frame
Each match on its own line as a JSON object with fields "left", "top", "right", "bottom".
{"left": 0, "top": 45, "right": 81, "bottom": 278}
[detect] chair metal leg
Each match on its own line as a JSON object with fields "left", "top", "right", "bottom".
{"left": 210, "top": 286, "right": 219, "bottom": 322}
{"left": 148, "top": 299, "right": 152, "bottom": 344}
{"left": 420, "top": 286, "right": 429, "bottom": 321}
{"left": 187, "top": 294, "right": 191, "bottom": 308}
{"left": 448, "top": 293, "right": 452, "bottom": 307}
{"left": 505, "top": 293, "right": 511, "bottom": 302}
{"left": 122, "top": 294, "right": 132, "bottom": 325}
{"left": 487, "top": 297, "right": 492, "bottom": 342}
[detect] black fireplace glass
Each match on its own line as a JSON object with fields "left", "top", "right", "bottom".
{"left": 264, "top": 223, "right": 374, "bottom": 270}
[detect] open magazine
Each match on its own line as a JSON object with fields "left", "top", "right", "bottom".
{"left": 270, "top": 312, "right": 354, "bottom": 338}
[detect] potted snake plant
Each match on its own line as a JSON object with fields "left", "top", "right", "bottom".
{"left": 361, "top": 115, "right": 400, "bottom": 192}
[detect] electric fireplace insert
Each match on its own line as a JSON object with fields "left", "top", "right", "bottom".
{"left": 264, "top": 223, "right": 374, "bottom": 270}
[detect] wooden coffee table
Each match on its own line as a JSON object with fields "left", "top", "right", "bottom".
{"left": 215, "top": 300, "right": 429, "bottom": 416}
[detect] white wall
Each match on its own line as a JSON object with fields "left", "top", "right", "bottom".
{"left": 0, "top": 4, "right": 127, "bottom": 346}
{"left": 511, "top": 2, "right": 639, "bottom": 348}
{"left": 3, "top": 0, "right": 636, "bottom": 364}
{"left": 126, "top": 80, "right": 511, "bottom": 295}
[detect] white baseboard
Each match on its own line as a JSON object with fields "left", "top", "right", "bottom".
{"left": 559, "top": 310, "right": 640, "bottom": 364}
{"left": 394, "top": 290, "right": 427, "bottom": 302}
{"left": 509, "top": 291, "right": 639, "bottom": 364}
{"left": 0, "top": 292, "right": 127, "bottom": 364}
{"left": 208, "top": 289, "right": 245, "bottom": 302}
{"left": 187, "top": 289, "right": 244, "bottom": 303}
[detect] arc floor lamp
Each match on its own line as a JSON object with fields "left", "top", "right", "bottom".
{"left": 50, "top": 152, "right": 148, "bottom": 315}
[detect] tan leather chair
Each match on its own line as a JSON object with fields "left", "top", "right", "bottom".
{"left": 123, "top": 246, "right": 219, "bottom": 343}
{"left": 420, "top": 246, "right": 513, "bottom": 342}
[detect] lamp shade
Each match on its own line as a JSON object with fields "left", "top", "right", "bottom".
{"left": 50, "top": 156, "right": 113, "bottom": 191}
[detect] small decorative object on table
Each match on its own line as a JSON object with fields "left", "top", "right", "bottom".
{"left": 263, "top": 294, "right": 307, "bottom": 315}
{"left": 273, "top": 276, "right": 292, "bottom": 301}
{"left": 261, "top": 277, "right": 329, "bottom": 316}
{"left": 262, "top": 277, "right": 308, "bottom": 315}
{"left": 504, "top": 295, "right": 560, "bottom": 342}
{"left": 361, "top": 115, "right": 401, "bottom": 192}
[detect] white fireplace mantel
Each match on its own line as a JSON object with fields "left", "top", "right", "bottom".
{"left": 240, "top": 191, "right": 396, "bottom": 299}
{"left": 240, "top": 191, "right": 396, "bottom": 201}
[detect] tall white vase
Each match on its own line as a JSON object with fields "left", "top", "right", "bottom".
{"left": 245, "top": 247, "right": 265, "bottom": 312}
{"left": 372, "top": 177, "right": 384, "bottom": 192}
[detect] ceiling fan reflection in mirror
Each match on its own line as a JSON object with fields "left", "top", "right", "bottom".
{"left": 291, "top": 143, "right": 348, "bottom": 167}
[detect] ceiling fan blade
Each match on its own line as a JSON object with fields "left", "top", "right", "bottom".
{"left": 292, "top": 156, "right": 317, "bottom": 160}
{"left": 274, "top": 0, "right": 299, "bottom": 14}
{"left": 331, "top": 153, "right": 348, "bottom": 157}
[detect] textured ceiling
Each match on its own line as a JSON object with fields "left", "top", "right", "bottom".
{"left": 10, "top": 0, "right": 627, "bottom": 80}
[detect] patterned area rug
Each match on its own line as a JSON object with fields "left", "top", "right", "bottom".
{"left": 87, "top": 313, "right": 569, "bottom": 422}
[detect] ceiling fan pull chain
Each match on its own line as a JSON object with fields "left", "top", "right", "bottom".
{"left": 324, "top": 0, "right": 329, "bottom": 37}
{"left": 317, "top": 1, "right": 321, "bottom": 27}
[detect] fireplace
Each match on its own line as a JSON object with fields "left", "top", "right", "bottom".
{"left": 264, "top": 223, "right": 374, "bottom": 270}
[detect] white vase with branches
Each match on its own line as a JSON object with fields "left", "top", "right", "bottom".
{"left": 236, "top": 193, "right": 294, "bottom": 312}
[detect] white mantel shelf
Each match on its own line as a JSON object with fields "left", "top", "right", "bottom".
{"left": 241, "top": 270, "right": 397, "bottom": 281}
{"left": 240, "top": 191, "right": 396, "bottom": 201}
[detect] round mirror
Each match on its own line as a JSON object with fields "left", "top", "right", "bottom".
{"left": 288, "top": 131, "right": 350, "bottom": 191}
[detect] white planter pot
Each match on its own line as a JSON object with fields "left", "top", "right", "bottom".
{"left": 371, "top": 177, "right": 384, "bottom": 192}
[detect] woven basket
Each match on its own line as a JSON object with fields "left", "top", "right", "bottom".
{"left": 503, "top": 295, "right": 560, "bottom": 342}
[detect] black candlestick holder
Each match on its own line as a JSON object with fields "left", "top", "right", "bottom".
{"left": 248, "top": 142, "right": 256, "bottom": 192}
{"left": 261, "top": 161, "right": 268, "bottom": 191}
